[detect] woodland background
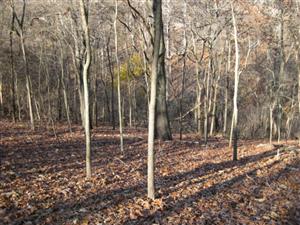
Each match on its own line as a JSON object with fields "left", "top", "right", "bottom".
{"left": 0, "top": 0, "right": 300, "bottom": 224}
{"left": 0, "top": 0, "right": 300, "bottom": 141}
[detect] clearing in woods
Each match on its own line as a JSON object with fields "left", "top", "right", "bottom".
{"left": 0, "top": 121, "right": 299, "bottom": 224}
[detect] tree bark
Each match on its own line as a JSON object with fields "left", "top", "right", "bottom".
{"left": 210, "top": 66, "right": 220, "bottom": 135}
{"left": 125, "top": 42, "right": 133, "bottom": 128}
{"left": 79, "top": 0, "right": 92, "bottom": 178}
{"left": 114, "top": 0, "right": 124, "bottom": 152}
{"left": 60, "top": 45, "right": 72, "bottom": 132}
{"left": 298, "top": 54, "right": 300, "bottom": 114}
{"left": 0, "top": 72, "right": 2, "bottom": 116}
{"left": 20, "top": 32, "right": 35, "bottom": 130}
{"left": 229, "top": 4, "right": 239, "bottom": 161}
{"left": 179, "top": 0, "right": 187, "bottom": 140}
{"left": 276, "top": 7, "right": 285, "bottom": 143}
{"left": 106, "top": 42, "right": 116, "bottom": 130}
{"left": 204, "top": 58, "right": 211, "bottom": 144}
{"left": 269, "top": 104, "right": 273, "bottom": 144}
{"left": 153, "top": 2, "right": 172, "bottom": 141}
{"left": 10, "top": 1, "right": 33, "bottom": 126}
{"left": 9, "top": 12, "right": 16, "bottom": 122}
{"left": 154, "top": 41, "right": 172, "bottom": 140}
{"left": 179, "top": 53, "right": 186, "bottom": 140}
{"left": 223, "top": 40, "right": 231, "bottom": 134}
{"left": 99, "top": 48, "right": 111, "bottom": 122}
{"left": 92, "top": 53, "right": 98, "bottom": 127}
{"left": 148, "top": 0, "right": 164, "bottom": 200}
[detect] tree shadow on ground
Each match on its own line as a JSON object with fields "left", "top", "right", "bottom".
{"left": 156, "top": 147, "right": 279, "bottom": 193}
{"left": 1, "top": 136, "right": 144, "bottom": 182}
{"left": 8, "top": 146, "right": 288, "bottom": 225}
{"left": 123, "top": 158, "right": 300, "bottom": 225}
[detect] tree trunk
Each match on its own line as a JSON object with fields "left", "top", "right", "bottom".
{"left": 298, "top": 57, "right": 300, "bottom": 114}
{"left": 9, "top": 15, "right": 16, "bottom": 122}
{"left": 92, "top": 63, "right": 98, "bottom": 127}
{"left": 142, "top": 42, "right": 150, "bottom": 107}
{"left": 125, "top": 42, "right": 133, "bottom": 128}
{"left": 46, "top": 63, "right": 54, "bottom": 129}
{"left": 204, "top": 58, "right": 211, "bottom": 144}
{"left": 210, "top": 74, "right": 219, "bottom": 135}
{"left": 106, "top": 43, "right": 116, "bottom": 130}
{"left": 207, "top": 57, "right": 214, "bottom": 131}
{"left": 37, "top": 46, "right": 46, "bottom": 123}
{"left": 229, "top": 4, "right": 239, "bottom": 161}
{"left": 16, "top": 75, "right": 21, "bottom": 121}
{"left": 179, "top": 53, "right": 186, "bottom": 140}
{"left": 99, "top": 48, "right": 111, "bottom": 122}
{"left": 277, "top": 8, "right": 285, "bottom": 143}
{"left": 269, "top": 104, "right": 274, "bottom": 144}
{"left": 165, "top": 0, "right": 171, "bottom": 101}
{"left": 79, "top": 0, "right": 92, "bottom": 178}
{"left": 33, "top": 94, "right": 41, "bottom": 121}
{"left": 294, "top": 6, "right": 299, "bottom": 119}
{"left": 179, "top": 0, "right": 187, "bottom": 140}
{"left": 192, "top": 34, "right": 204, "bottom": 136}
{"left": 60, "top": 46, "right": 72, "bottom": 132}
{"left": 114, "top": 0, "right": 124, "bottom": 152}
{"left": 133, "top": 82, "right": 137, "bottom": 127}
{"left": 155, "top": 54, "right": 172, "bottom": 140}
{"left": 223, "top": 40, "right": 231, "bottom": 134}
{"left": 79, "top": 74, "right": 85, "bottom": 127}
{"left": 128, "top": 79, "right": 132, "bottom": 128}
{"left": 154, "top": 3, "right": 172, "bottom": 141}
{"left": 0, "top": 72, "right": 3, "bottom": 116}
{"left": 148, "top": 0, "right": 164, "bottom": 200}
{"left": 20, "top": 33, "right": 35, "bottom": 130}
{"left": 57, "top": 66, "right": 62, "bottom": 121}
{"left": 223, "top": 77, "right": 228, "bottom": 134}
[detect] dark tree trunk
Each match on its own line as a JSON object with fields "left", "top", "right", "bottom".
{"left": 106, "top": 42, "right": 116, "bottom": 130}
{"left": 10, "top": 17, "right": 16, "bottom": 122}
{"left": 154, "top": 28, "right": 172, "bottom": 141}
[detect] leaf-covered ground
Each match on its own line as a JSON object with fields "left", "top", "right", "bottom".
{"left": 0, "top": 121, "right": 299, "bottom": 225}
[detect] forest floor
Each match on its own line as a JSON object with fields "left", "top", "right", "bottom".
{"left": 0, "top": 121, "right": 300, "bottom": 225}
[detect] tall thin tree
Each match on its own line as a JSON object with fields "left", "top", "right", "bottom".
{"left": 148, "top": 0, "right": 163, "bottom": 200}
{"left": 79, "top": 0, "right": 92, "bottom": 178}
{"left": 10, "top": 0, "right": 34, "bottom": 130}
{"left": 229, "top": 3, "right": 239, "bottom": 161}
{"left": 114, "top": 0, "right": 124, "bottom": 152}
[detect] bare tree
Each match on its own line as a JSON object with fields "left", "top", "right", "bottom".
{"left": 179, "top": 0, "right": 187, "bottom": 140}
{"left": 79, "top": 0, "right": 92, "bottom": 178}
{"left": 106, "top": 37, "right": 116, "bottom": 130}
{"left": 127, "top": 0, "right": 172, "bottom": 140}
{"left": 10, "top": 0, "right": 35, "bottom": 130}
{"left": 9, "top": 8, "right": 16, "bottom": 122}
{"left": 147, "top": 0, "right": 164, "bottom": 200}
{"left": 223, "top": 39, "right": 231, "bottom": 134}
{"left": 229, "top": 3, "right": 239, "bottom": 161}
{"left": 114, "top": 0, "right": 124, "bottom": 151}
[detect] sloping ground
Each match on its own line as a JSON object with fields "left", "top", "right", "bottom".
{"left": 0, "top": 121, "right": 299, "bottom": 225}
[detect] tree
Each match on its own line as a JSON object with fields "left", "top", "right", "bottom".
{"left": 179, "top": 0, "right": 187, "bottom": 140}
{"left": 1, "top": 0, "right": 300, "bottom": 149}
{"left": 127, "top": 0, "right": 172, "bottom": 141}
{"left": 10, "top": 0, "right": 35, "bottom": 130}
{"left": 154, "top": 14, "right": 172, "bottom": 141}
{"left": 229, "top": 2, "right": 239, "bottom": 161}
{"left": 106, "top": 37, "right": 116, "bottom": 130}
{"left": 79, "top": 0, "right": 92, "bottom": 178}
{"left": 114, "top": 0, "right": 124, "bottom": 151}
{"left": 147, "top": 0, "right": 164, "bottom": 200}
{"left": 9, "top": 7, "right": 16, "bottom": 122}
